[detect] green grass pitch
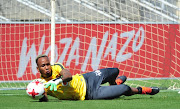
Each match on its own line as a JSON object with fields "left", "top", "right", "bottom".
{"left": 0, "top": 89, "right": 180, "bottom": 109}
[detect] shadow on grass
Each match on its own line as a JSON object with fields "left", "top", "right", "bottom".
{"left": 117, "top": 95, "right": 154, "bottom": 100}
{"left": 30, "top": 99, "right": 62, "bottom": 102}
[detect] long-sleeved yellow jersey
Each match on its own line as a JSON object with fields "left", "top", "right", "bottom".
{"left": 40, "top": 63, "right": 86, "bottom": 100}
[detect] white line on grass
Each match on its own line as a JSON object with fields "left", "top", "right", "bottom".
{"left": 0, "top": 93, "right": 26, "bottom": 96}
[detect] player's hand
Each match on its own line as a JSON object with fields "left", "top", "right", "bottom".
{"left": 45, "top": 78, "right": 63, "bottom": 91}
{"left": 45, "top": 82, "right": 57, "bottom": 91}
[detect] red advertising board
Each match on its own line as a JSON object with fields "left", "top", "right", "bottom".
{"left": 0, "top": 24, "right": 180, "bottom": 81}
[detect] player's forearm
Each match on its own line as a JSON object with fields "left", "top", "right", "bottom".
{"left": 60, "top": 69, "right": 72, "bottom": 82}
{"left": 45, "top": 69, "right": 72, "bottom": 91}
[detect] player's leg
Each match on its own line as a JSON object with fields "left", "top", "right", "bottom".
{"left": 93, "top": 85, "right": 160, "bottom": 99}
{"left": 83, "top": 68, "right": 120, "bottom": 99}
{"left": 100, "top": 68, "right": 119, "bottom": 85}
{"left": 92, "top": 84, "right": 133, "bottom": 99}
{"left": 99, "top": 68, "right": 126, "bottom": 85}
{"left": 119, "top": 86, "right": 159, "bottom": 96}
{"left": 136, "top": 87, "right": 160, "bottom": 95}
{"left": 100, "top": 68, "right": 127, "bottom": 85}
{"left": 84, "top": 68, "right": 126, "bottom": 85}
{"left": 115, "top": 75, "right": 127, "bottom": 85}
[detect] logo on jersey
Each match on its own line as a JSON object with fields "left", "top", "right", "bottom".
{"left": 94, "top": 70, "right": 102, "bottom": 76}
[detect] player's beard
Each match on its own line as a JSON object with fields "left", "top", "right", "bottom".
{"left": 40, "top": 70, "right": 52, "bottom": 78}
{"left": 46, "top": 70, "right": 52, "bottom": 78}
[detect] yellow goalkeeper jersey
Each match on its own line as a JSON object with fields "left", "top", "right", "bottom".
{"left": 40, "top": 63, "right": 87, "bottom": 100}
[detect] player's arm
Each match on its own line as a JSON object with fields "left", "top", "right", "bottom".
{"left": 45, "top": 69, "right": 72, "bottom": 91}
{"left": 59, "top": 69, "right": 72, "bottom": 82}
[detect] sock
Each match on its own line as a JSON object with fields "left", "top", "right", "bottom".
{"left": 137, "top": 87, "right": 142, "bottom": 94}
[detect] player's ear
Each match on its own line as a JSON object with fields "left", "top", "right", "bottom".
{"left": 37, "top": 66, "right": 40, "bottom": 72}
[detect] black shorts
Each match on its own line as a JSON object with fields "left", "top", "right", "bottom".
{"left": 82, "top": 68, "right": 130, "bottom": 100}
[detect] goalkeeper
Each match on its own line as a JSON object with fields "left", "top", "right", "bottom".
{"left": 35, "top": 54, "right": 159, "bottom": 102}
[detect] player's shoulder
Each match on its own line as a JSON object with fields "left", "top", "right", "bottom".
{"left": 52, "top": 63, "right": 65, "bottom": 69}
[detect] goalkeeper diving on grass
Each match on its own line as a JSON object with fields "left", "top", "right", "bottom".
{"left": 34, "top": 54, "right": 159, "bottom": 102}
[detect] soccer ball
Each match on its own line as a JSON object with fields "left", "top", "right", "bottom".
{"left": 26, "top": 80, "right": 45, "bottom": 100}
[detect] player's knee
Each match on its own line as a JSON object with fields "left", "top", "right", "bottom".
{"left": 114, "top": 68, "right": 119, "bottom": 73}
{"left": 106, "top": 68, "right": 119, "bottom": 76}
{"left": 111, "top": 68, "right": 119, "bottom": 75}
{"left": 122, "top": 84, "right": 132, "bottom": 96}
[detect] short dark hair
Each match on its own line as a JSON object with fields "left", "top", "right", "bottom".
{"left": 35, "top": 54, "right": 48, "bottom": 65}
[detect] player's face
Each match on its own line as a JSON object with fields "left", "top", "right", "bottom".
{"left": 37, "top": 57, "right": 52, "bottom": 78}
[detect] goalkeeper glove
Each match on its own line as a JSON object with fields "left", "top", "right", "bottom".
{"left": 45, "top": 77, "right": 63, "bottom": 91}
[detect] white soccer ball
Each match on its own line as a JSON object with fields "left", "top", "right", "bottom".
{"left": 26, "top": 80, "right": 45, "bottom": 100}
